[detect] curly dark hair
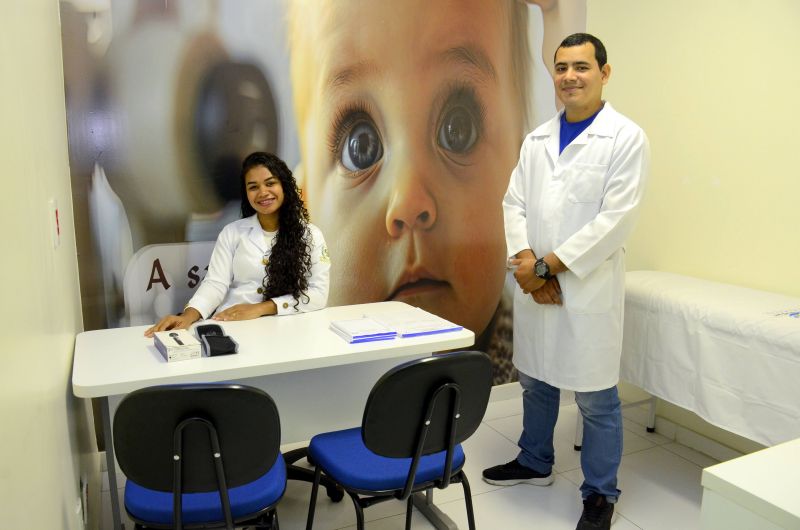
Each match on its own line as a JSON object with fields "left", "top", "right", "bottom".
{"left": 240, "top": 152, "right": 312, "bottom": 310}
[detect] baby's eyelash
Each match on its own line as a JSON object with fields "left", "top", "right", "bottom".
{"left": 442, "top": 82, "right": 486, "bottom": 127}
{"left": 435, "top": 81, "right": 487, "bottom": 158}
{"left": 327, "top": 99, "right": 374, "bottom": 156}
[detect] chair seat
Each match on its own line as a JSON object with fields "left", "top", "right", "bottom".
{"left": 309, "top": 428, "right": 465, "bottom": 491}
{"left": 124, "top": 453, "right": 287, "bottom": 525}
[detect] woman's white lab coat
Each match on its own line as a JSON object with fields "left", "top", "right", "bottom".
{"left": 187, "top": 215, "right": 330, "bottom": 318}
{"left": 503, "top": 103, "right": 650, "bottom": 391}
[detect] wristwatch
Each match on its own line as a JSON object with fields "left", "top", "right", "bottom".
{"left": 534, "top": 257, "right": 552, "bottom": 280}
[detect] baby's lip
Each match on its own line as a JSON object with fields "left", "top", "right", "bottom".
{"left": 387, "top": 267, "right": 450, "bottom": 300}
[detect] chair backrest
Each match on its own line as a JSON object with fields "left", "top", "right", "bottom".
{"left": 123, "top": 241, "right": 216, "bottom": 326}
{"left": 113, "top": 384, "right": 280, "bottom": 493}
{"left": 361, "top": 350, "right": 492, "bottom": 459}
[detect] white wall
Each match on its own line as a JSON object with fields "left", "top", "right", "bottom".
{"left": 588, "top": 0, "right": 800, "bottom": 453}
{"left": 589, "top": 0, "right": 800, "bottom": 295}
{"left": 0, "top": 1, "right": 98, "bottom": 528}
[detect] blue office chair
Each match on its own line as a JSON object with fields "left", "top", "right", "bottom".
{"left": 113, "top": 384, "right": 286, "bottom": 529}
{"left": 305, "top": 351, "right": 492, "bottom": 530}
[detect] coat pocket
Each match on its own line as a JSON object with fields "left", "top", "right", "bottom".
{"left": 566, "top": 163, "right": 606, "bottom": 203}
{"left": 564, "top": 261, "right": 613, "bottom": 315}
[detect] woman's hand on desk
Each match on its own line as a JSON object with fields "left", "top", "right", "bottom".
{"left": 212, "top": 301, "right": 277, "bottom": 322}
{"left": 144, "top": 308, "right": 201, "bottom": 337}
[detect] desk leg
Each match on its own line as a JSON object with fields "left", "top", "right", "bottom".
{"left": 101, "top": 397, "right": 124, "bottom": 530}
{"left": 412, "top": 489, "right": 458, "bottom": 530}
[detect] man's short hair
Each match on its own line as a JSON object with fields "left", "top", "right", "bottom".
{"left": 555, "top": 33, "right": 607, "bottom": 69}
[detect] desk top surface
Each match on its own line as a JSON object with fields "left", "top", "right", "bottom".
{"left": 73, "top": 302, "right": 474, "bottom": 398}
{"left": 702, "top": 437, "right": 800, "bottom": 525}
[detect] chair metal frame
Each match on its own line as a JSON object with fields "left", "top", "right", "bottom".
{"left": 305, "top": 351, "right": 492, "bottom": 530}
{"left": 114, "top": 384, "right": 284, "bottom": 530}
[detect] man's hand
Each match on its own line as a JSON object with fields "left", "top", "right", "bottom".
{"left": 532, "top": 276, "right": 562, "bottom": 305}
{"left": 212, "top": 302, "right": 274, "bottom": 322}
{"left": 510, "top": 257, "right": 546, "bottom": 294}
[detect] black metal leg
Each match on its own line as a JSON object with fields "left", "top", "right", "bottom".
{"left": 460, "top": 472, "right": 476, "bottom": 530}
{"left": 405, "top": 496, "right": 414, "bottom": 530}
{"left": 348, "top": 492, "right": 365, "bottom": 530}
{"left": 305, "top": 466, "right": 322, "bottom": 530}
{"left": 283, "top": 446, "right": 309, "bottom": 466}
{"left": 101, "top": 397, "right": 124, "bottom": 530}
{"left": 284, "top": 447, "right": 343, "bottom": 501}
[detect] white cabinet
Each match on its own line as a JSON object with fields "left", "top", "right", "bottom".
{"left": 701, "top": 438, "right": 800, "bottom": 529}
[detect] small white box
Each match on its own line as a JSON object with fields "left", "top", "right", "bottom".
{"left": 154, "top": 330, "right": 202, "bottom": 362}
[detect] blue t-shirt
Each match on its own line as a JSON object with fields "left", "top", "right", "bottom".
{"left": 559, "top": 106, "right": 603, "bottom": 154}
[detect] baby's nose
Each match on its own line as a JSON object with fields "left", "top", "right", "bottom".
{"left": 385, "top": 178, "right": 437, "bottom": 237}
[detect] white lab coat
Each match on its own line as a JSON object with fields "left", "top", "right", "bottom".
{"left": 187, "top": 215, "right": 330, "bottom": 318}
{"left": 503, "top": 102, "right": 649, "bottom": 391}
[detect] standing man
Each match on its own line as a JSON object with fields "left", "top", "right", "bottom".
{"left": 482, "top": 33, "right": 649, "bottom": 530}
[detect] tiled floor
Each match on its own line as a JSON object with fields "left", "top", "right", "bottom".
{"left": 102, "top": 396, "right": 722, "bottom": 529}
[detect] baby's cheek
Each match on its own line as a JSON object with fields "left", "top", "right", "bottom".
{"left": 327, "top": 210, "right": 391, "bottom": 305}
{"left": 450, "top": 218, "right": 506, "bottom": 312}
{"left": 454, "top": 235, "right": 505, "bottom": 289}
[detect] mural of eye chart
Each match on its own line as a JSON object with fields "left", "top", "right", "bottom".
{"left": 60, "top": 0, "right": 585, "bottom": 384}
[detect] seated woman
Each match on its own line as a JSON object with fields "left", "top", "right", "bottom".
{"left": 144, "top": 152, "right": 330, "bottom": 336}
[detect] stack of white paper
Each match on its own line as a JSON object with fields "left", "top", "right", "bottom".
{"left": 329, "top": 317, "right": 397, "bottom": 344}
{"left": 370, "top": 307, "right": 463, "bottom": 338}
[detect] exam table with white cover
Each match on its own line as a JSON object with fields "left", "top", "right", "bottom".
{"left": 620, "top": 271, "right": 800, "bottom": 447}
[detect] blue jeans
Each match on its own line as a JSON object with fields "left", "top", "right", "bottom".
{"left": 516, "top": 371, "right": 622, "bottom": 502}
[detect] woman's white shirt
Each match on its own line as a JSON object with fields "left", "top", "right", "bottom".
{"left": 186, "top": 215, "right": 330, "bottom": 318}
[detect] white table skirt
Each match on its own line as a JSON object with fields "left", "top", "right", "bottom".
{"left": 620, "top": 271, "right": 800, "bottom": 446}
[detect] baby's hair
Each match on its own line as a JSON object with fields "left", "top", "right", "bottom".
{"left": 509, "top": 1, "right": 532, "bottom": 133}
{"left": 287, "top": 0, "right": 533, "bottom": 137}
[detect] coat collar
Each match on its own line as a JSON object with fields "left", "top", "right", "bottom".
{"left": 532, "top": 101, "right": 618, "bottom": 138}
{"left": 241, "top": 214, "right": 272, "bottom": 252}
{"left": 531, "top": 101, "right": 618, "bottom": 162}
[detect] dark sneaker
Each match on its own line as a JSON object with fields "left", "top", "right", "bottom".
{"left": 576, "top": 493, "right": 616, "bottom": 530}
{"left": 481, "top": 459, "right": 554, "bottom": 486}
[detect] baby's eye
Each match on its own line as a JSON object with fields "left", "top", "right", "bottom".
{"left": 438, "top": 105, "right": 479, "bottom": 154}
{"left": 341, "top": 120, "right": 383, "bottom": 171}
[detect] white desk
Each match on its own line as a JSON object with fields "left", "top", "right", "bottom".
{"left": 73, "top": 301, "right": 475, "bottom": 530}
{"left": 701, "top": 438, "right": 800, "bottom": 529}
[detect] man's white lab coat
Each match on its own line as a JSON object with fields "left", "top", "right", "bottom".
{"left": 503, "top": 102, "right": 650, "bottom": 391}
